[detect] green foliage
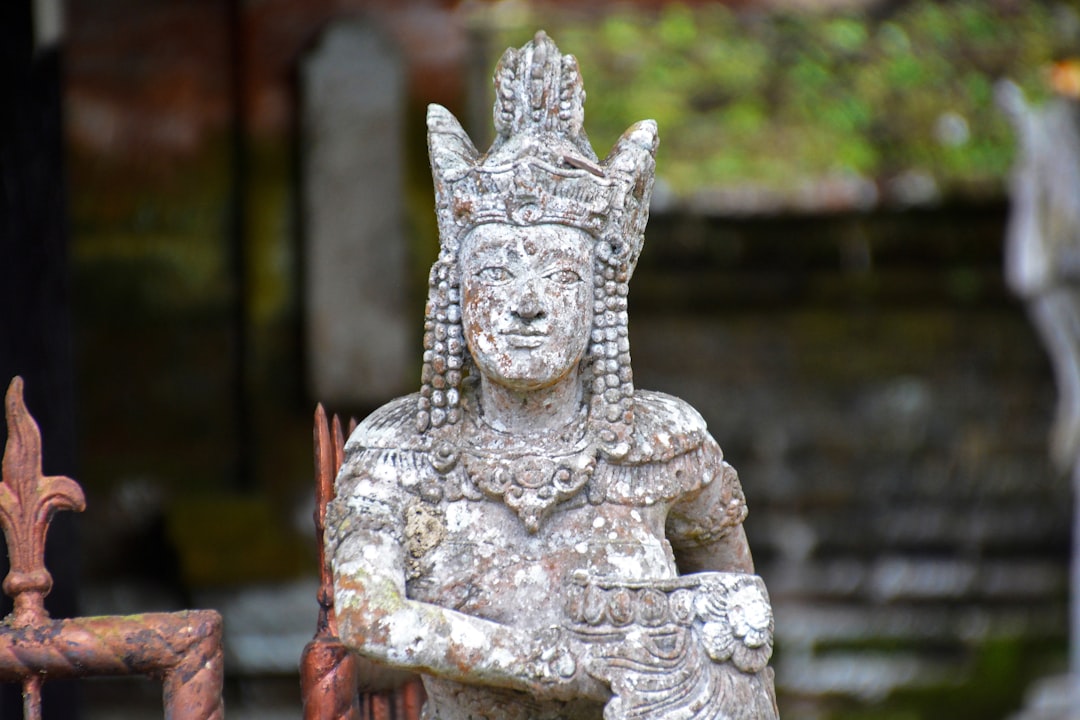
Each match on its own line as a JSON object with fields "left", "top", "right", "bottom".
{"left": 493, "top": 1, "right": 1078, "bottom": 203}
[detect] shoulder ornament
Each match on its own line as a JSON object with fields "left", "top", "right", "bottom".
{"left": 620, "top": 390, "right": 710, "bottom": 465}
{"left": 344, "top": 394, "right": 431, "bottom": 454}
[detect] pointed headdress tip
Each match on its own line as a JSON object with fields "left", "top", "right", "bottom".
{"left": 607, "top": 120, "right": 659, "bottom": 160}
{"left": 426, "top": 103, "right": 448, "bottom": 129}
{"left": 428, "top": 103, "right": 479, "bottom": 188}
{"left": 629, "top": 119, "right": 659, "bottom": 153}
{"left": 491, "top": 30, "right": 587, "bottom": 143}
{"left": 427, "top": 103, "right": 462, "bottom": 130}
{"left": 427, "top": 103, "right": 476, "bottom": 149}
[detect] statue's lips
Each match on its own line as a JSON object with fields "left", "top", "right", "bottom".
{"left": 503, "top": 331, "right": 547, "bottom": 349}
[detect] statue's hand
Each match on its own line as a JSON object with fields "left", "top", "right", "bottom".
{"left": 524, "top": 627, "right": 608, "bottom": 703}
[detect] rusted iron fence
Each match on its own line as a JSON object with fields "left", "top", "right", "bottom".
{"left": 301, "top": 405, "right": 425, "bottom": 720}
{"left": 0, "top": 377, "right": 224, "bottom": 719}
{"left": 2, "top": 374, "right": 425, "bottom": 719}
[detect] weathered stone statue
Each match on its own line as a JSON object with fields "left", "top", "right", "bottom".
{"left": 328, "top": 32, "right": 779, "bottom": 719}
{"left": 1000, "top": 80, "right": 1080, "bottom": 475}
{"left": 1000, "top": 73, "right": 1080, "bottom": 719}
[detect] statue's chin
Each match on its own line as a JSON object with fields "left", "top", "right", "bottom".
{"left": 483, "top": 374, "right": 569, "bottom": 394}
{"left": 474, "top": 354, "right": 583, "bottom": 395}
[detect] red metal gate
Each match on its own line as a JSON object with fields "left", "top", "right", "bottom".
{"left": 2, "top": 374, "right": 423, "bottom": 719}
{"left": 0, "top": 377, "right": 224, "bottom": 719}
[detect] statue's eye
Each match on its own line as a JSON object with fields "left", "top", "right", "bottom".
{"left": 547, "top": 269, "right": 581, "bottom": 284}
{"left": 476, "top": 266, "right": 512, "bottom": 283}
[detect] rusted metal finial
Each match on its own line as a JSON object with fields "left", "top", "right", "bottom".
{"left": 0, "top": 376, "right": 223, "bottom": 719}
{"left": 0, "top": 376, "right": 86, "bottom": 626}
{"left": 302, "top": 404, "right": 363, "bottom": 720}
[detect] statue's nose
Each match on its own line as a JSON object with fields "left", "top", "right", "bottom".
{"left": 514, "top": 281, "right": 545, "bottom": 320}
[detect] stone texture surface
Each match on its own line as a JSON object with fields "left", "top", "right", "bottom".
{"left": 73, "top": 205, "right": 1066, "bottom": 719}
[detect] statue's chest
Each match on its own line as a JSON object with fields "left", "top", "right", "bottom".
{"left": 402, "top": 488, "right": 678, "bottom": 627}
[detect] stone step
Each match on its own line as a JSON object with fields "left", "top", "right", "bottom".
{"left": 763, "top": 557, "right": 1066, "bottom": 603}
{"left": 774, "top": 601, "right": 1066, "bottom": 646}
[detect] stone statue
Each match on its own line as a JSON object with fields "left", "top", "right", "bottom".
{"left": 328, "top": 32, "right": 779, "bottom": 720}
{"left": 1000, "top": 70, "right": 1080, "bottom": 718}
{"left": 1000, "top": 79, "right": 1080, "bottom": 475}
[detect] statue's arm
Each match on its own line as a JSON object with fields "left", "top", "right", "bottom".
{"left": 666, "top": 441, "right": 755, "bottom": 575}
{"left": 327, "top": 462, "right": 606, "bottom": 701}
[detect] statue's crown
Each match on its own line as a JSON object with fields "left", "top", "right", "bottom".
{"left": 427, "top": 31, "right": 658, "bottom": 274}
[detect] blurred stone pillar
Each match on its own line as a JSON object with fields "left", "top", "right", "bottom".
{"left": 1000, "top": 76, "right": 1080, "bottom": 719}
{"left": 301, "top": 20, "right": 412, "bottom": 408}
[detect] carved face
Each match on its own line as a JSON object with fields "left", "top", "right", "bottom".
{"left": 461, "top": 223, "right": 592, "bottom": 392}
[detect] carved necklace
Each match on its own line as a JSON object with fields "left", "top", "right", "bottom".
{"left": 456, "top": 401, "right": 597, "bottom": 533}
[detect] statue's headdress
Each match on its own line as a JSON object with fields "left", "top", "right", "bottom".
{"left": 419, "top": 31, "right": 659, "bottom": 458}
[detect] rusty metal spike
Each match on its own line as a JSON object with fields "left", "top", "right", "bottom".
{"left": 372, "top": 694, "right": 391, "bottom": 720}
{"left": 0, "top": 376, "right": 86, "bottom": 627}
{"left": 312, "top": 403, "right": 335, "bottom": 637}
{"left": 332, "top": 414, "right": 346, "bottom": 475}
{"left": 402, "top": 679, "right": 425, "bottom": 719}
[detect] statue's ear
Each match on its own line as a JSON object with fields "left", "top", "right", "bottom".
{"left": 427, "top": 104, "right": 480, "bottom": 182}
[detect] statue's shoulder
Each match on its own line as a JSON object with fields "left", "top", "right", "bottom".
{"left": 336, "top": 394, "right": 433, "bottom": 498}
{"left": 620, "top": 393, "right": 747, "bottom": 541}
{"left": 329, "top": 396, "right": 429, "bottom": 548}
{"left": 596, "top": 390, "right": 723, "bottom": 504}
{"left": 623, "top": 389, "right": 714, "bottom": 465}
{"left": 344, "top": 394, "right": 429, "bottom": 454}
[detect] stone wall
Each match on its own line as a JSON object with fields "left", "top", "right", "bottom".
{"left": 634, "top": 207, "right": 1069, "bottom": 718}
